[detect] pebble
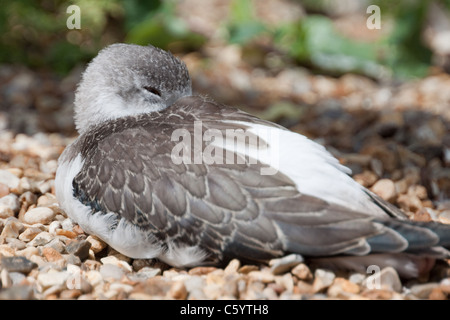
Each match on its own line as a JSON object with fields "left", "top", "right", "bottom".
{"left": 440, "top": 278, "right": 450, "bottom": 294}
{"left": 48, "top": 220, "right": 61, "bottom": 234}
{"left": 128, "top": 267, "right": 161, "bottom": 282}
{"left": 0, "top": 183, "right": 9, "bottom": 198}
{"left": 1, "top": 218, "right": 23, "bottom": 239}
{"left": 18, "top": 227, "right": 42, "bottom": 242}
{"left": 0, "top": 205, "right": 15, "bottom": 219}
{"left": 312, "top": 269, "right": 335, "bottom": 293}
{"left": 37, "top": 271, "right": 69, "bottom": 289}
{"left": 45, "top": 238, "right": 66, "bottom": 253}
{"left": 169, "top": 281, "right": 188, "bottom": 299}
{"left": 291, "top": 263, "right": 313, "bottom": 281}
{"left": 0, "top": 170, "right": 20, "bottom": 191}
{"left": 327, "top": 277, "right": 360, "bottom": 298}
{"left": 1, "top": 256, "right": 37, "bottom": 274}
{"left": 100, "top": 255, "right": 132, "bottom": 272}
{"left": 0, "top": 285, "right": 34, "bottom": 300}
{"left": 43, "top": 247, "right": 64, "bottom": 262}
{"left": 0, "top": 194, "right": 20, "bottom": 213}
{"left": 99, "top": 264, "right": 125, "bottom": 281}
{"left": 85, "top": 235, "right": 107, "bottom": 254}
{"left": 428, "top": 287, "right": 447, "bottom": 300}
{"left": 56, "top": 229, "right": 77, "bottom": 239}
{"left": 5, "top": 238, "right": 26, "bottom": 250}
{"left": 224, "top": 259, "right": 241, "bottom": 274}
{"left": 370, "top": 179, "right": 397, "bottom": 202}
{"left": 27, "top": 231, "right": 53, "bottom": 247}
{"left": 248, "top": 270, "right": 276, "bottom": 283}
{"left": 66, "top": 240, "right": 91, "bottom": 261}
{"left": 9, "top": 272, "right": 26, "bottom": 286}
{"left": 59, "top": 289, "right": 82, "bottom": 299}
{"left": 269, "top": 254, "right": 304, "bottom": 275}
{"left": 238, "top": 265, "right": 259, "bottom": 274}
{"left": 188, "top": 266, "right": 217, "bottom": 275}
{"left": 23, "top": 207, "right": 55, "bottom": 225}
{"left": 0, "top": 245, "right": 15, "bottom": 257}
{"left": 363, "top": 267, "right": 402, "bottom": 292}
{"left": 410, "top": 283, "right": 440, "bottom": 299}
{"left": 1, "top": 269, "right": 12, "bottom": 288}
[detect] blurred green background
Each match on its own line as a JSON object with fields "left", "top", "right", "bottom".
{"left": 1, "top": 0, "right": 450, "bottom": 79}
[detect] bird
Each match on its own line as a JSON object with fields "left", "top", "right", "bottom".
{"left": 55, "top": 43, "right": 450, "bottom": 278}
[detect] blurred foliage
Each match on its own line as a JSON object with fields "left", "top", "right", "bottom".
{"left": 0, "top": 0, "right": 204, "bottom": 74}
{"left": 124, "top": 0, "right": 205, "bottom": 51}
{"left": 286, "top": 0, "right": 435, "bottom": 79}
{"left": 0, "top": 0, "right": 447, "bottom": 80}
{"left": 227, "top": 0, "right": 266, "bottom": 44}
{"left": 273, "top": 15, "right": 390, "bottom": 79}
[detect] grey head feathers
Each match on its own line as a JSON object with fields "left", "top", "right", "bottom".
{"left": 74, "top": 44, "right": 192, "bottom": 134}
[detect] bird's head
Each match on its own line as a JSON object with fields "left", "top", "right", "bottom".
{"left": 74, "top": 43, "right": 192, "bottom": 134}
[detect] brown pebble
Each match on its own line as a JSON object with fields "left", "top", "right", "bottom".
{"left": 371, "top": 179, "right": 397, "bottom": 203}
{"left": 440, "top": 278, "right": 450, "bottom": 294}
{"left": 291, "top": 263, "right": 313, "bottom": 281}
{"left": 72, "top": 225, "right": 85, "bottom": 235}
{"left": 86, "top": 235, "right": 107, "bottom": 253}
{"left": 188, "top": 266, "right": 217, "bottom": 275}
{"left": 59, "top": 289, "right": 82, "bottom": 300}
{"left": 169, "top": 281, "right": 188, "bottom": 300}
{"left": 428, "top": 287, "right": 447, "bottom": 300}
{"left": 224, "top": 259, "right": 240, "bottom": 274}
{"left": 398, "top": 193, "right": 423, "bottom": 212}
{"left": 42, "top": 247, "right": 64, "bottom": 262}
{"left": 353, "top": 170, "right": 378, "bottom": 188}
{"left": 361, "top": 289, "right": 393, "bottom": 300}
{"left": 18, "top": 227, "right": 42, "bottom": 242}
{"left": 238, "top": 265, "right": 259, "bottom": 274}
{"left": 412, "top": 207, "right": 432, "bottom": 222}
{"left": 56, "top": 229, "right": 77, "bottom": 239}
{"left": 0, "top": 183, "right": 9, "bottom": 198}
{"left": 296, "top": 280, "right": 314, "bottom": 294}
{"left": 327, "top": 278, "right": 360, "bottom": 297}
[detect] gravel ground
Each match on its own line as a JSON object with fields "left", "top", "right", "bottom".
{"left": 0, "top": 0, "right": 449, "bottom": 300}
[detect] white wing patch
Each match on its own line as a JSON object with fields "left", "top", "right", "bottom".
{"left": 215, "top": 121, "right": 388, "bottom": 217}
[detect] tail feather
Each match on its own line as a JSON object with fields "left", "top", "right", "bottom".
{"left": 373, "top": 219, "right": 441, "bottom": 250}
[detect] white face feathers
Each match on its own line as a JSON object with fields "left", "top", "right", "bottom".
{"left": 74, "top": 44, "right": 192, "bottom": 134}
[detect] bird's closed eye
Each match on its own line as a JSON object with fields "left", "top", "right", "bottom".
{"left": 143, "top": 86, "right": 161, "bottom": 97}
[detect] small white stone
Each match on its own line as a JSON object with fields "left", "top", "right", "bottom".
{"left": 269, "top": 253, "right": 304, "bottom": 274}
{"left": 312, "top": 269, "right": 336, "bottom": 293}
{"left": 61, "top": 218, "right": 74, "bottom": 230}
{"left": 109, "top": 282, "right": 134, "bottom": 293}
{"left": 0, "top": 205, "right": 14, "bottom": 219}
{"left": 363, "top": 266, "right": 402, "bottom": 292}
{"left": 23, "top": 207, "right": 55, "bottom": 225}
{"left": 37, "top": 271, "right": 69, "bottom": 288}
{"left": 99, "top": 264, "right": 125, "bottom": 281}
{"left": 85, "top": 270, "right": 103, "bottom": 287}
{"left": 0, "top": 169, "right": 20, "bottom": 190}
{"left": 48, "top": 220, "right": 61, "bottom": 235}
{"left": 0, "top": 269, "right": 12, "bottom": 288}
{"left": 100, "top": 256, "right": 132, "bottom": 272}
{"left": 0, "top": 194, "right": 20, "bottom": 213}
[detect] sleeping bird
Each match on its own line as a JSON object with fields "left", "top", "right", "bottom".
{"left": 55, "top": 44, "right": 450, "bottom": 278}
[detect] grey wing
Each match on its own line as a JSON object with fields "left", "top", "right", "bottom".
{"left": 72, "top": 98, "right": 449, "bottom": 265}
